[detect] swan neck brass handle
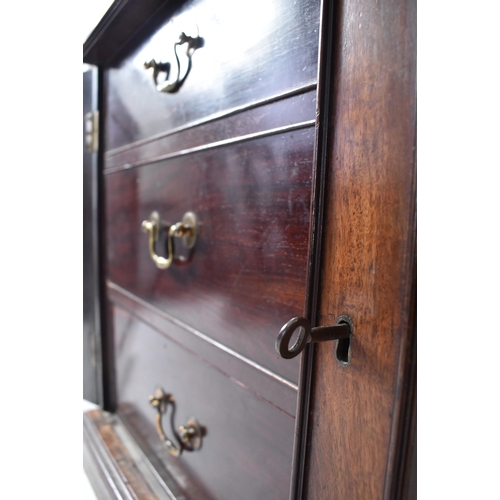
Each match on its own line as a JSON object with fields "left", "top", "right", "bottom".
{"left": 275, "top": 316, "right": 353, "bottom": 359}
{"left": 144, "top": 31, "right": 204, "bottom": 94}
{"left": 141, "top": 211, "right": 198, "bottom": 270}
{"left": 149, "top": 388, "right": 204, "bottom": 457}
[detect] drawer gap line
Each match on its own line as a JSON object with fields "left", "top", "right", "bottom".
{"left": 111, "top": 295, "right": 296, "bottom": 417}
{"left": 108, "top": 281, "right": 299, "bottom": 391}
{"left": 104, "top": 119, "right": 316, "bottom": 174}
{"left": 105, "top": 82, "right": 317, "bottom": 158}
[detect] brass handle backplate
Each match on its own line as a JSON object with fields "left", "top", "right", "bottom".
{"left": 141, "top": 211, "right": 198, "bottom": 270}
{"left": 149, "top": 388, "right": 205, "bottom": 457}
{"left": 144, "top": 31, "right": 204, "bottom": 93}
{"left": 276, "top": 315, "right": 354, "bottom": 360}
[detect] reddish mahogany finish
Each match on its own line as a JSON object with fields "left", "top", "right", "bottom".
{"left": 104, "top": 0, "right": 320, "bottom": 150}
{"left": 105, "top": 88, "right": 316, "bottom": 170}
{"left": 107, "top": 282, "right": 298, "bottom": 417}
{"left": 86, "top": 0, "right": 416, "bottom": 497}
{"left": 83, "top": 0, "right": 186, "bottom": 66}
{"left": 84, "top": 410, "right": 161, "bottom": 499}
{"left": 94, "top": 2, "right": 325, "bottom": 497}
{"left": 111, "top": 305, "right": 295, "bottom": 500}
{"left": 303, "top": 0, "right": 417, "bottom": 497}
{"left": 105, "top": 126, "right": 315, "bottom": 384}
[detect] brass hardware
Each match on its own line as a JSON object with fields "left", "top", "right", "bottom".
{"left": 149, "top": 388, "right": 204, "bottom": 457}
{"left": 144, "top": 31, "right": 204, "bottom": 93}
{"left": 84, "top": 110, "right": 99, "bottom": 153}
{"left": 276, "top": 316, "right": 353, "bottom": 359}
{"left": 141, "top": 211, "right": 198, "bottom": 270}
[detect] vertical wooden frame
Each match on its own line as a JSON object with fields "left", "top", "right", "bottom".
{"left": 295, "top": 0, "right": 417, "bottom": 497}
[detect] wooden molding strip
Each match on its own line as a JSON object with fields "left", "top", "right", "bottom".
{"left": 107, "top": 281, "right": 298, "bottom": 418}
{"left": 105, "top": 83, "right": 317, "bottom": 158}
{"left": 289, "top": 0, "right": 337, "bottom": 497}
{"left": 104, "top": 119, "right": 316, "bottom": 175}
{"left": 84, "top": 409, "right": 183, "bottom": 499}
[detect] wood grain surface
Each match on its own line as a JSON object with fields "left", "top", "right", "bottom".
{"left": 85, "top": 409, "right": 159, "bottom": 499}
{"left": 104, "top": 88, "right": 316, "bottom": 170}
{"left": 104, "top": 0, "right": 320, "bottom": 151}
{"left": 304, "top": 0, "right": 416, "bottom": 497}
{"left": 105, "top": 127, "right": 316, "bottom": 384}
{"left": 111, "top": 305, "right": 296, "bottom": 500}
{"left": 107, "top": 281, "right": 299, "bottom": 417}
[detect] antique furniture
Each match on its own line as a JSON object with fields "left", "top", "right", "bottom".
{"left": 83, "top": 0, "right": 416, "bottom": 498}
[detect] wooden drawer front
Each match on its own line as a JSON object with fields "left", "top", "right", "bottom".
{"left": 105, "top": 0, "right": 320, "bottom": 152}
{"left": 112, "top": 306, "right": 295, "bottom": 500}
{"left": 105, "top": 125, "right": 314, "bottom": 384}
{"left": 104, "top": 89, "right": 316, "bottom": 173}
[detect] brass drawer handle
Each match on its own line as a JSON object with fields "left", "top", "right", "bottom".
{"left": 276, "top": 315, "right": 354, "bottom": 360}
{"left": 149, "top": 388, "right": 205, "bottom": 457}
{"left": 144, "top": 31, "right": 204, "bottom": 94}
{"left": 141, "top": 211, "right": 198, "bottom": 270}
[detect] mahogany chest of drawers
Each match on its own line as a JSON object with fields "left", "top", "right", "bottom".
{"left": 83, "top": 0, "right": 416, "bottom": 498}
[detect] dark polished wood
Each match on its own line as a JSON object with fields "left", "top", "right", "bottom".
{"left": 303, "top": 0, "right": 417, "bottom": 497}
{"left": 391, "top": 319, "right": 417, "bottom": 500}
{"left": 84, "top": 0, "right": 417, "bottom": 496}
{"left": 105, "top": 127, "right": 315, "bottom": 384}
{"left": 90, "top": 2, "right": 324, "bottom": 496}
{"left": 111, "top": 305, "right": 296, "bottom": 500}
{"left": 83, "top": 0, "right": 186, "bottom": 66}
{"left": 289, "top": 0, "right": 341, "bottom": 494}
{"left": 108, "top": 282, "right": 298, "bottom": 417}
{"left": 104, "top": 88, "right": 316, "bottom": 170}
{"left": 104, "top": 0, "right": 320, "bottom": 151}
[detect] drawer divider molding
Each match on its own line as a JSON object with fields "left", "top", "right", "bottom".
{"left": 105, "top": 83, "right": 317, "bottom": 158}
{"left": 104, "top": 120, "right": 316, "bottom": 174}
{"left": 109, "top": 280, "right": 297, "bottom": 389}
{"left": 108, "top": 282, "right": 299, "bottom": 418}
